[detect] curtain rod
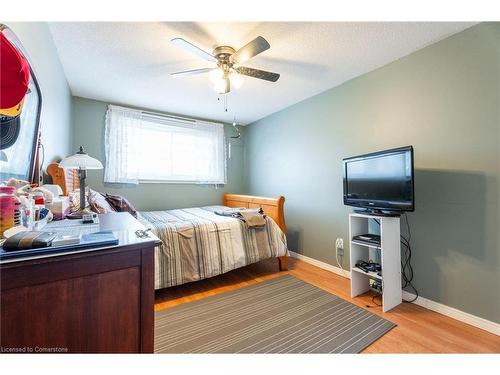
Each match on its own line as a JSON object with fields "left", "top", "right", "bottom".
{"left": 141, "top": 111, "right": 197, "bottom": 124}
{"left": 110, "top": 104, "right": 220, "bottom": 125}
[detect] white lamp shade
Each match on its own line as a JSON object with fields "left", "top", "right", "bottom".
{"left": 60, "top": 149, "right": 103, "bottom": 170}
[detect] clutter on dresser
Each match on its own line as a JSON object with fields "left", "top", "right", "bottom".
{"left": 46, "top": 195, "right": 70, "bottom": 220}
{"left": 1, "top": 209, "right": 118, "bottom": 259}
{"left": 3, "top": 231, "right": 57, "bottom": 251}
{"left": 0, "top": 186, "right": 19, "bottom": 238}
{"left": 6, "top": 178, "right": 55, "bottom": 203}
{"left": 1, "top": 230, "right": 118, "bottom": 259}
{"left": 41, "top": 183, "right": 63, "bottom": 197}
{"left": 0, "top": 178, "right": 58, "bottom": 238}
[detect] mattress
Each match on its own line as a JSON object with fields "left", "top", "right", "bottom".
{"left": 137, "top": 206, "right": 288, "bottom": 289}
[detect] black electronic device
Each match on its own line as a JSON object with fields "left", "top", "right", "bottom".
{"left": 370, "top": 279, "right": 383, "bottom": 293}
{"left": 355, "top": 260, "right": 381, "bottom": 273}
{"left": 343, "top": 146, "right": 414, "bottom": 215}
{"left": 82, "top": 213, "right": 99, "bottom": 224}
{"left": 352, "top": 233, "right": 381, "bottom": 246}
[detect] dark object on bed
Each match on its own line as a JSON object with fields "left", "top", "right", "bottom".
{"left": 87, "top": 189, "right": 137, "bottom": 218}
{"left": 214, "top": 207, "right": 266, "bottom": 228}
{"left": 88, "top": 189, "right": 116, "bottom": 213}
{"left": 105, "top": 193, "right": 138, "bottom": 218}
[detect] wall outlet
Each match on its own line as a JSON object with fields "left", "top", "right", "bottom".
{"left": 335, "top": 238, "right": 344, "bottom": 256}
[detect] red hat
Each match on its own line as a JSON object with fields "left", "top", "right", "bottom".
{"left": 0, "top": 31, "right": 30, "bottom": 112}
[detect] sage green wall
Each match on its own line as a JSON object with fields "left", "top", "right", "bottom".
{"left": 71, "top": 96, "right": 245, "bottom": 210}
{"left": 244, "top": 23, "right": 500, "bottom": 323}
{"left": 7, "top": 22, "right": 72, "bottom": 173}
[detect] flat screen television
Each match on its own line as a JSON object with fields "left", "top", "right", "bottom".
{"left": 343, "top": 146, "right": 414, "bottom": 214}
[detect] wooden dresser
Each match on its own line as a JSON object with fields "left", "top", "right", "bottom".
{"left": 0, "top": 212, "right": 161, "bottom": 353}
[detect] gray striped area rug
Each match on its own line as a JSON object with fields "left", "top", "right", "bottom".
{"left": 154, "top": 275, "right": 395, "bottom": 353}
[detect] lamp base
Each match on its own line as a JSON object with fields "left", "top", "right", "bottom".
{"left": 66, "top": 168, "right": 90, "bottom": 220}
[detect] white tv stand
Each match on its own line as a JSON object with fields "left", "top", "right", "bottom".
{"left": 349, "top": 212, "right": 402, "bottom": 312}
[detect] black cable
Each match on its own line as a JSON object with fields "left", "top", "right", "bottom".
{"left": 372, "top": 293, "right": 382, "bottom": 306}
{"left": 401, "top": 213, "right": 418, "bottom": 302}
{"left": 371, "top": 215, "right": 419, "bottom": 303}
{"left": 366, "top": 292, "right": 382, "bottom": 308}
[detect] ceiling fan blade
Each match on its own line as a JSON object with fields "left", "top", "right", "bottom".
{"left": 236, "top": 66, "right": 280, "bottom": 82}
{"left": 230, "top": 36, "right": 270, "bottom": 65}
{"left": 170, "top": 68, "right": 214, "bottom": 77}
{"left": 171, "top": 38, "right": 217, "bottom": 62}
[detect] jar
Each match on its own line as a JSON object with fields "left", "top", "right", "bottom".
{"left": 0, "top": 186, "right": 17, "bottom": 238}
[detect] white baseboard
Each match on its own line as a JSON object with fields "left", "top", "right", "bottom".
{"left": 401, "top": 291, "right": 500, "bottom": 336}
{"left": 288, "top": 251, "right": 351, "bottom": 279}
{"left": 288, "top": 251, "right": 500, "bottom": 336}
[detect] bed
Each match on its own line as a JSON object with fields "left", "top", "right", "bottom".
{"left": 47, "top": 163, "right": 288, "bottom": 290}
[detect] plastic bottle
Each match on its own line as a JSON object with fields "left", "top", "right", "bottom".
{"left": 0, "top": 186, "right": 17, "bottom": 238}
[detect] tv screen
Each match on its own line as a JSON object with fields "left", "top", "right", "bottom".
{"left": 343, "top": 146, "right": 414, "bottom": 212}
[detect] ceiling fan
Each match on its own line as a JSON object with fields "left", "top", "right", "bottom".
{"left": 170, "top": 36, "right": 280, "bottom": 94}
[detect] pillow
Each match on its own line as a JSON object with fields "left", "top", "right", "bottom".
{"left": 104, "top": 193, "right": 137, "bottom": 218}
{"left": 88, "top": 189, "right": 116, "bottom": 214}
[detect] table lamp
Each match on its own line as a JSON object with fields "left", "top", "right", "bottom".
{"left": 59, "top": 146, "right": 103, "bottom": 219}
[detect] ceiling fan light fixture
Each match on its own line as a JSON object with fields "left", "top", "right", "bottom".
{"left": 214, "top": 77, "right": 230, "bottom": 94}
{"left": 209, "top": 68, "right": 224, "bottom": 83}
{"left": 229, "top": 72, "right": 244, "bottom": 89}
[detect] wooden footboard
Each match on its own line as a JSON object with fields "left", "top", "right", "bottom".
{"left": 223, "top": 193, "right": 288, "bottom": 271}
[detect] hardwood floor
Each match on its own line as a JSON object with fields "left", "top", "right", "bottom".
{"left": 155, "top": 257, "right": 500, "bottom": 353}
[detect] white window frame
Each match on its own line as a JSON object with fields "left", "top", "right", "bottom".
{"left": 104, "top": 105, "right": 226, "bottom": 185}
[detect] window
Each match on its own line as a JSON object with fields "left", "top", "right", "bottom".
{"left": 104, "top": 105, "right": 226, "bottom": 184}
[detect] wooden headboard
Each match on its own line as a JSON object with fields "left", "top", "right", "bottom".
{"left": 223, "top": 193, "right": 287, "bottom": 234}
{"left": 46, "top": 162, "right": 79, "bottom": 195}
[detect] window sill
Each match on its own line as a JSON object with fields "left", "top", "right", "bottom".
{"left": 137, "top": 179, "right": 226, "bottom": 185}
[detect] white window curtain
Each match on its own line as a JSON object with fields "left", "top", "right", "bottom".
{"left": 104, "top": 105, "right": 226, "bottom": 184}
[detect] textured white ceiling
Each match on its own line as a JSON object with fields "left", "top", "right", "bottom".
{"left": 49, "top": 22, "right": 474, "bottom": 124}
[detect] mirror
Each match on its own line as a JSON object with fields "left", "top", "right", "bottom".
{"left": 0, "top": 24, "right": 42, "bottom": 183}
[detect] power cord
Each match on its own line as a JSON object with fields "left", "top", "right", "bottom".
{"left": 373, "top": 215, "right": 419, "bottom": 303}
{"left": 400, "top": 213, "right": 419, "bottom": 302}
{"left": 335, "top": 239, "right": 349, "bottom": 278}
{"left": 335, "top": 248, "right": 349, "bottom": 278}
{"left": 366, "top": 292, "right": 382, "bottom": 308}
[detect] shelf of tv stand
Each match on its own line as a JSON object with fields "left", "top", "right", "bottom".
{"left": 351, "top": 240, "right": 381, "bottom": 249}
{"left": 349, "top": 213, "right": 402, "bottom": 312}
{"left": 351, "top": 267, "right": 383, "bottom": 281}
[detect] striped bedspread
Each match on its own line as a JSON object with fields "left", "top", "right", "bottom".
{"left": 137, "top": 206, "right": 288, "bottom": 290}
